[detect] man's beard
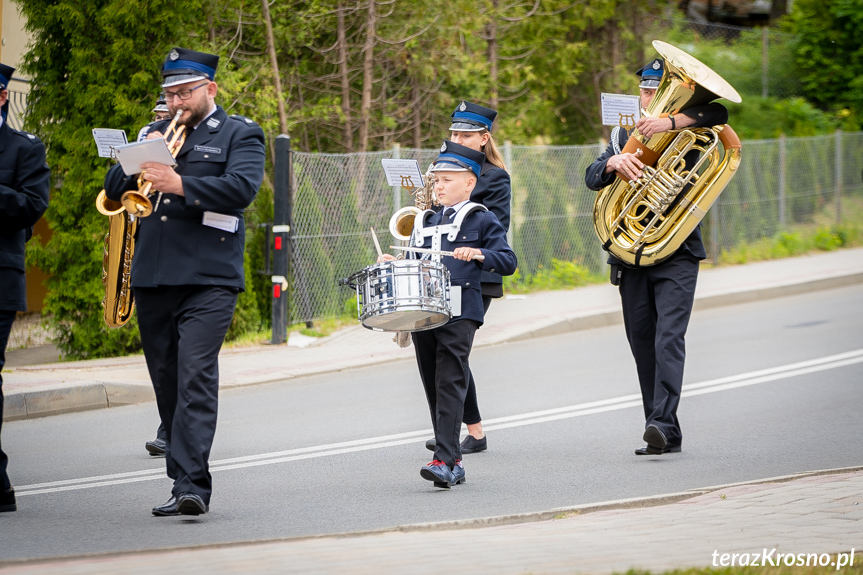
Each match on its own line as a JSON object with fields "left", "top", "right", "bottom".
{"left": 172, "top": 98, "right": 210, "bottom": 128}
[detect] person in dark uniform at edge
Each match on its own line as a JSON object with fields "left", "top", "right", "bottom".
{"left": 380, "top": 141, "right": 517, "bottom": 487}
{"left": 137, "top": 98, "right": 172, "bottom": 143}
{"left": 104, "top": 48, "right": 265, "bottom": 516}
{"left": 425, "top": 101, "right": 511, "bottom": 456}
{"left": 141, "top": 97, "right": 179, "bottom": 458}
{"left": 584, "top": 58, "right": 729, "bottom": 456}
{"left": 0, "top": 62, "right": 51, "bottom": 513}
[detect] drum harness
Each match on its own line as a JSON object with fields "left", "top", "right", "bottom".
{"left": 409, "top": 202, "right": 488, "bottom": 261}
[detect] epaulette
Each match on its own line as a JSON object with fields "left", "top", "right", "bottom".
{"left": 12, "top": 128, "right": 41, "bottom": 144}
{"left": 230, "top": 114, "right": 259, "bottom": 127}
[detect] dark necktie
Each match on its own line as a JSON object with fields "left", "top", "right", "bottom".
{"left": 443, "top": 208, "right": 455, "bottom": 222}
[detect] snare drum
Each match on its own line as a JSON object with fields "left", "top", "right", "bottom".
{"left": 346, "top": 259, "right": 451, "bottom": 332}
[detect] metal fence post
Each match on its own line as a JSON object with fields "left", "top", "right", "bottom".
{"left": 504, "top": 140, "right": 513, "bottom": 246}
{"left": 271, "top": 135, "right": 292, "bottom": 345}
{"left": 835, "top": 129, "right": 843, "bottom": 224}
{"left": 779, "top": 133, "right": 786, "bottom": 228}
{"left": 710, "top": 201, "right": 720, "bottom": 265}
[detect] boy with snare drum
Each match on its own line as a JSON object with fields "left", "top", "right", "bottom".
{"left": 379, "top": 141, "right": 517, "bottom": 488}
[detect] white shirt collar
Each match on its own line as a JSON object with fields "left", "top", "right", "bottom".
{"left": 193, "top": 104, "right": 218, "bottom": 130}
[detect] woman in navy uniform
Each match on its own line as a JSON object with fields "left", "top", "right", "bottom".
{"left": 381, "top": 141, "right": 516, "bottom": 487}
{"left": 585, "top": 59, "right": 728, "bottom": 456}
{"left": 104, "top": 48, "right": 265, "bottom": 516}
{"left": 0, "top": 62, "right": 51, "bottom": 513}
{"left": 425, "top": 101, "right": 511, "bottom": 455}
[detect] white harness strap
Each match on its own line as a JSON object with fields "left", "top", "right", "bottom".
{"left": 410, "top": 203, "right": 488, "bottom": 261}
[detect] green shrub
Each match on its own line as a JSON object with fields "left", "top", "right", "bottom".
{"left": 504, "top": 259, "right": 604, "bottom": 294}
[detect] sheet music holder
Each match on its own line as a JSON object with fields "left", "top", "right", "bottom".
{"left": 381, "top": 158, "right": 425, "bottom": 189}
{"left": 92, "top": 128, "right": 128, "bottom": 159}
{"left": 113, "top": 138, "right": 177, "bottom": 176}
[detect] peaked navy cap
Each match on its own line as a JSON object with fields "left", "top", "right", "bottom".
{"left": 152, "top": 99, "right": 169, "bottom": 113}
{"left": 449, "top": 100, "right": 497, "bottom": 132}
{"left": 0, "top": 63, "right": 14, "bottom": 90}
{"left": 162, "top": 47, "right": 219, "bottom": 88}
{"left": 431, "top": 140, "right": 485, "bottom": 178}
{"left": 635, "top": 58, "right": 664, "bottom": 89}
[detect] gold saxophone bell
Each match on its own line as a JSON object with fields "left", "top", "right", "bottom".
{"left": 120, "top": 109, "right": 187, "bottom": 218}
{"left": 593, "top": 40, "right": 743, "bottom": 267}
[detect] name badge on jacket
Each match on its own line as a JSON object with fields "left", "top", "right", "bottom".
{"left": 202, "top": 212, "right": 239, "bottom": 233}
{"left": 194, "top": 145, "right": 222, "bottom": 154}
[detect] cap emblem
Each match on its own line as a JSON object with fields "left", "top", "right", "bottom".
{"left": 170, "top": 49, "right": 179, "bottom": 61}
{"left": 440, "top": 142, "right": 447, "bottom": 152}
{"left": 459, "top": 102, "right": 467, "bottom": 112}
{"left": 652, "top": 60, "right": 661, "bottom": 70}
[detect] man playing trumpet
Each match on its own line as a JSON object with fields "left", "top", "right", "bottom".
{"left": 103, "top": 47, "right": 265, "bottom": 516}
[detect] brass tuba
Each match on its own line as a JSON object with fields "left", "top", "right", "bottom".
{"left": 389, "top": 167, "right": 439, "bottom": 241}
{"left": 593, "top": 41, "right": 743, "bottom": 267}
{"left": 96, "top": 190, "right": 137, "bottom": 327}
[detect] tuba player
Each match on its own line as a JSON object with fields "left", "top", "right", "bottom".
{"left": 584, "top": 58, "right": 728, "bottom": 456}
{"left": 103, "top": 48, "right": 265, "bottom": 516}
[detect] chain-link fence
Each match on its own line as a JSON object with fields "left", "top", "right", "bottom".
{"left": 288, "top": 131, "right": 863, "bottom": 324}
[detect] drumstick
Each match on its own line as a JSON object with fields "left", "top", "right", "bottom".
{"left": 370, "top": 227, "right": 383, "bottom": 258}
{"left": 389, "top": 245, "right": 485, "bottom": 262}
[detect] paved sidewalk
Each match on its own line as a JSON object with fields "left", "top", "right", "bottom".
{"left": 1, "top": 467, "right": 860, "bottom": 574}
{"left": 4, "top": 248, "right": 863, "bottom": 421}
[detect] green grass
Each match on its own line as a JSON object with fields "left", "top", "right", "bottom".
{"left": 504, "top": 258, "right": 606, "bottom": 294}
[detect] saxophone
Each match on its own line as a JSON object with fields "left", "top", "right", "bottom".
{"left": 388, "top": 167, "right": 439, "bottom": 241}
{"left": 96, "top": 191, "right": 137, "bottom": 327}
{"left": 593, "top": 41, "right": 743, "bottom": 267}
{"left": 95, "top": 110, "right": 186, "bottom": 327}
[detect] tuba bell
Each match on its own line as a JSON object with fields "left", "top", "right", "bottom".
{"left": 389, "top": 167, "right": 439, "bottom": 241}
{"left": 593, "top": 40, "right": 743, "bottom": 267}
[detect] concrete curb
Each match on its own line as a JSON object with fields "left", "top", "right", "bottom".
{"left": 5, "top": 269, "right": 863, "bottom": 422}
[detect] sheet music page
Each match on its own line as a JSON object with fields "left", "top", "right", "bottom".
{"left": 381, "top": 158, "right": 425, "bottom": 188}
{"left": 601, "top": 93, "right": 641, "bottom": 127}
{"left": 114, "top": 138, "right": 177, "bottom": 176}
{"left": 92, "top": 129, "right": 128, "bottom": 158}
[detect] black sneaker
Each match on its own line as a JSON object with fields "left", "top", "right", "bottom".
{"left": 146, "top": 437, "right": 167, "bottom": 456}
{"left": 459, "top": 434, "right": 487, "bottom": 454}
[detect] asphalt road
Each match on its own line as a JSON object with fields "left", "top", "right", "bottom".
{"left": 2, "top": 284, "right": 862, "bottom": 563}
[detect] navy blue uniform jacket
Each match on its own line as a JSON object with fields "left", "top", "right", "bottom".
{"left": 104, "top": 107, "right": 265, "bottom": 290}
{"left": 472, "top": 160, "right": 511, "bottom": 287}
{"left": 0, "top": 122, "right": 50, "bottom": 311}
{"left": 584, "top": 103, "right": 728, "bottom": 265}
{"left": 417, "top": 207, "right": 517, "bottom": 326}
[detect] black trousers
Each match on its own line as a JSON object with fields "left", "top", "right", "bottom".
{"left": 618, "top": 253, "right": 699, "bottom": 447}
{"left": 412, "top": 319, "right": 478, "bottom": 468}
{"left": 0, "top": 310, "right": 16, "bottom": 491}
{"left": 462, "top": 295, "right": 492, "bottom": 425}
{"left": 135, "top": 286, "right": 237, "bottom": 504}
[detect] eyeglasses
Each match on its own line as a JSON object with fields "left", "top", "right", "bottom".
{"left": 162, "top": 82, "right": 209, "bottom": 102}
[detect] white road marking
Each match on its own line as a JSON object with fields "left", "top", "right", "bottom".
{"left": 16, "top": 348, "right": 863, "bottom": 496}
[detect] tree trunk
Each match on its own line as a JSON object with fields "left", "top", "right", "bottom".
{"left": 486, "top": 0, "right": 499, "bottom": 113}
{"left": 412, "top": 75, "right": 422, "bottom": 148}
{"left": 337, "top": 1, "right": 353, "bottom": 152}
{"left": 261, "top": 0, "right": 288, "bottom": 134}
{"left": 358, "top": 0, "right": 376, "bottom": 152}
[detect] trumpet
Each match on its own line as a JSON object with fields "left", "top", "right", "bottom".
{"left": 120, "top": 110, "right": 187, "bottom": 217}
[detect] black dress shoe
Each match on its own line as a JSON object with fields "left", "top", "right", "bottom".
{"left": 145, "top": 437, "right": 166, "bottom": 456}
{"left": 0, "top": 488, "right": 16, "bottom": 513}
{"left": 642, "top": 424, "right": 667, "bottom": 454}
{"left": 635, "top": 445, "right": 682, "bottom": 455}
{"left": 177, "top": 492, "right": 208, "bottom": 515}
{"left": 425, "top": 438, "right": 436, "bottom": 452}
{"left": 152, "top": 496, "right": 181, "bottom": 516}
{"left": 460, "top": 434, "right": 487, "bottom": 454}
